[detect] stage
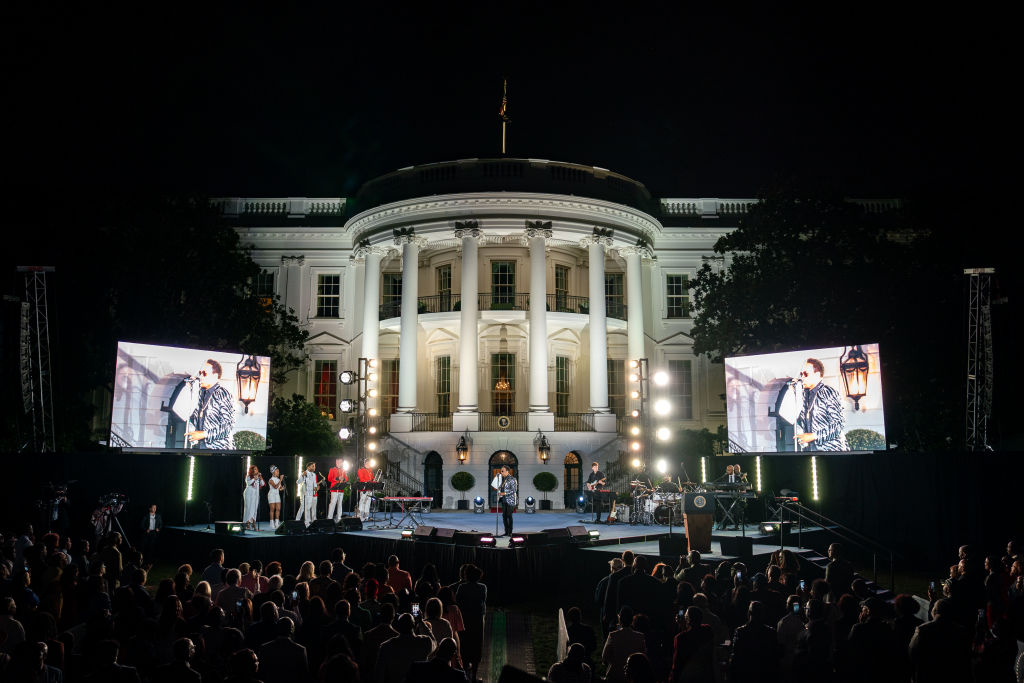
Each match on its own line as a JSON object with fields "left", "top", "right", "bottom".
{"left": 161, "top": 510, "right": 833, "bottom": 604}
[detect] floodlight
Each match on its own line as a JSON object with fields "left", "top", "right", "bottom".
{"left": 367, "top": 441, "right": 377, "bottom": 451}
{"left": 524, "top": 497, "right": 535, "bottom": 513}
{"left": 474, "top": 496, "right": 485, "bottom": 513}
{"left": 656, "top": 458, "right": 668, "bottom": 474}
{"left": 630, "top": 426, "right": 640, "bottom": 436}
{"left": 630, "top": 441, "right": 641, "bottom": 451}
{"left": 629, "top": 373, "right": 639, "bottom": 383}
{"left": 368, "top": 388, "right": 379, "bottom": 398}
{"left": 654, "top": 399, "right": 670, "bottom": 415}
{"left": 628, "top": 359, "right": 639, "bottom": 369}
{"left": 338, "top": 427, "right": 352, "bottom": 440}
{"left": 339, "top": 370, "right": 356, "bottom": 385}
{"left": 656, "top": 427, "right": 671, "bottom": 441}
{"left": 653, "top": 371, "right": 669, "bottom": 386}
{"left": 368, "top": 426, "right": 378, "bottom": 435}
{"left": 339, "top": 399, "right": 354, "bottom": 413}
{"left": 630, "top": 390, "right": 640, "bottom": 400}
{"left": 631, "top": 458, "right": 642, "bottom": 469}
{"left": 630, "top": 409, "right": 640, "bottom": 418}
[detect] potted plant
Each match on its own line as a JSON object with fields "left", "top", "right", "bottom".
{"left": 578, "top": 300, "right": 589, "bottom": 314}
{"left": 533, "top": 471, "right": 558, "bottom": 510}
{"left": 450, "top": 471, "right": 475, "bottom": 510}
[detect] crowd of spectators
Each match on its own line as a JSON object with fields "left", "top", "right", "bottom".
{"left": 548, "top": 541, "right": 1024, "bottom": 683}
{"left": 0, "top": 523, "right": 489, "bottom": 683}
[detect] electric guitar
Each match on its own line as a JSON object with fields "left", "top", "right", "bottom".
{"left": 607, "top": 499, "right": 618, "bottom": 522}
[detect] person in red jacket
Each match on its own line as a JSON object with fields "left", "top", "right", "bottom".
{"left": 326, "top": 458, "right": 349, "bottom": 522}
{"left": 357, "top": 458, "right": 375, "bottom": 521}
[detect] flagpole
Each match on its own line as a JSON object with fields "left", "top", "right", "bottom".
{"left": 499, "top": 79, "right": 509, "bottom": 156}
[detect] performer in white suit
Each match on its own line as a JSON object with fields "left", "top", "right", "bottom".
{"left": 296, "top": 462, "right": 319, "bottom": 527}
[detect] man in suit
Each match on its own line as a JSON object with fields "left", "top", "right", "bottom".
{"left": 729, "top": 601, "right": 780, "bottom": 683}
{"left": 602, "top": 605, "right": 646, "bottom": 683}
{"left": 908, "top": 599, "right": 971, "bottom": 683}
{"left": 153, "top": 637, "right": 201, "bottom": 683}
{"left": 139, "top": 504, "right": 162, "bottom": 564}
{"left": 603, "top": 551, "right": 635, "bottom": 634}
{"left": 825, "top": 543, "right": 856, "bottom": 602}
{"left": 375, "top": 613, "right": 434, "bottom": 683}
{"left": 668, "top": 606, "right": 715, "bottom": 683}
{"left": 360, "top": 603, "right": 398, "bottom": 676}
{"left": 257, "top": 617, "right": 308, "bottom": 683}
{"left": 617, "top": 556, "right": 661, "bottom": 624}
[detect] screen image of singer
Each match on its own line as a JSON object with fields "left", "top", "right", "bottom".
{"left": 110, "top": 341, "right": 271, "bottom": 451}
{"left": 724, "top": 343, "right": 886, "bottom": 454}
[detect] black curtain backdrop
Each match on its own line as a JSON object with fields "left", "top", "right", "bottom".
{"left": 3, "top": 452, "right": 1018, "bottom": 574}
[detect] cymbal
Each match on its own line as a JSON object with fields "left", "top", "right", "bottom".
{"left": 679, "top": 482, "right": 696, "bottom": 486}
{"left": 630, "top": 480, "right": 644, "bottom": 485}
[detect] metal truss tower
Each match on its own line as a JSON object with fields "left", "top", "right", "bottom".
{"left": 964, "top": 268, "right": 995, "bottom": 451}
{"left": 18, "top": 266, "right": 57, "bottom": 452}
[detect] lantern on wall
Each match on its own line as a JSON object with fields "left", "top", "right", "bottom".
{"left": 236, "top": 355, "right": 261, "bottom": 413}
{"left": 839, "top": 345, "right": 870, "bottom": 410}
{"left": 536, "top": 430, "right": 551, "bottom": 463}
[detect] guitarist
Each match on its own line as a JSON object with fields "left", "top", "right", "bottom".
{"left": 585, "top": 462, "right": 608, "bottom": 523}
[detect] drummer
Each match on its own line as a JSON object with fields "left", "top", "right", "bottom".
{"left": 657, "top": 476, "right": 681, "bottom": 493}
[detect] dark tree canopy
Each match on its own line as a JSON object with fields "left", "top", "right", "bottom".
{"left": 267, "top": 394, "right": 343, "bottom": 459}
{"left": 688, "top": 189, "right": 964, "bottom": 452}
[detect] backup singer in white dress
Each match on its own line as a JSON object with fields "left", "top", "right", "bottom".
{"left": 267, "top": 467, "right": 283, "bottom": 529}
{"left": 244, "top": 465, "right": 265, "bottom": 530}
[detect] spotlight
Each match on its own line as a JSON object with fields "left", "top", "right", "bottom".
{"left": 588, "top": 530, "right": 601, "bottom": 541}
{"left": 368, "top": 426, "right": 378, "bottom": 435}
{"left": 474, "top": 496, "right": 485, "bottom": 513}
{"left": 629, "top": 372, "right": 639, "bottom": 383}
{"left": 576, "top": 495, "right": 586, "bottom": 514}
{"left": 508, "top": 535, "right": 526, "bottom": 548}
{"left": 479, "top": 535, "right": 497, "bottom": 547}
{"left": 339, "top": 399, "right": 354, "bottom": 413}
{"left": 525, "top": 496, "right": 536, "bottom": 513}
{"left": 338, "top": 427, "right": 352, "bottom": 440}
{"left": 368, "top": 458, "right": 376, "bottom": 468}
{"left": 368, "top": 359, "right": 378, "bottom": 369}
{"left": 631, "top": 458, "right": 641, "bottom": 469}
{"left": 369, "top": 408, "right": 379, "bottom": 417}
{"left": 630, "top": 390, "right": 640, "bottom": 400}
{"left": 630, "top": 409, "right": 640, "bottom": 418}
{"left": 759, "top": 522, "right": 780, "bottom": 534}
{"left": 628, "top": 359, "right": 639, "bottom": 369}
{"left": 367, "top": 441, "right": 378, "bottom": 451}
{"left": 338, "top": 370, "right": 356, "bottom": 385}
{"left": 368, "top": 372, "right": 379, "bottom": 382}
{"left": 656, "top": 458, "right": 667, "bottom": 474}
{"left": 653, "top": 370, "right": 669, "bottom": 386}
{"left": 401, "top": 529, "right": 413, "bottom": 538}
{"left": 341, "top": 460, "right": 350, "bottom": 472}
{"left": 368, "top": 388, "right": 379, "bottom": 398}
{"left": 654, "top": 399, "right": 670, "bottom": 415}
{"left": 630, "top": 441, "right": 641, "bottom": 451}
{"left": 656, "top": 427, "right": 671, "bottom": 441}
{"left": 630, "top": 426, "right": 640, "bottom": 436}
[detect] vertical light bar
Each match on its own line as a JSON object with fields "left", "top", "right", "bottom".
{"left": 755, "top": 455, "right": 762, "bottom": 492}
{"left": 700, "top": 456, "right": 707, "bottom": 483}
{"left": 297, "top": 456, "right": 304, "bottom": 497}
{"left": 245, "top": 455, "right": 251, "bottom": 475}
{"left": 186, "top": 455, "right": 196, "bottom": 502}
{"left": 811, "top": 456, "right": 819, "bottom": 501}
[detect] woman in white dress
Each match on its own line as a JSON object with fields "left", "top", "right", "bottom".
{"left": 243, "top": 465, "right": 264, "bottom": 530}
{"left": 267, "top": 466, "right": 283, "bottom": 529}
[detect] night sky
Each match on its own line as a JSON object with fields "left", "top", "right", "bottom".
{"left": 5, "top": 4, "right": 1012, "bottom": 202}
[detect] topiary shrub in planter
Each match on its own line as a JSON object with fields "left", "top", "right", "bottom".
{"left": 450, "top": 471, "right": 475, "bottom": 510}
{"left": 234, "top": 431, "right": 266, "bottom": 451}
{"left": 845, "top": 429, "right": 885, "bottom": 451}
{"left": 533, "top": 471, "right": 558, "bottom": 510}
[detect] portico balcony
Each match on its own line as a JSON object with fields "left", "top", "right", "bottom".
{"left": 379, "top": 293, "right": 627, "bottom": 320}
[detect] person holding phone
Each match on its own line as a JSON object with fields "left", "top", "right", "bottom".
{"left": 667, "top": 606, "right": 714, "bottom": 683}
{"left": 777, "top": 595, "right": 805, "bottom": 672}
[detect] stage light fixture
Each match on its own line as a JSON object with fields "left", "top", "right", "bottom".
{"left": 630, "top": 441, "right": 641, "bottom": 451}
{"left": 368, "top": 358, "right": 378, "bottom": 369}
{"left": 630, "top": 409, "right": 640, "bottom": 418}
{"left": 339, "top": 399, "right": 354, "bottom": 413}
{"left": 508, "top": 535, "right": 526, "bottom": 548}
{"left": 700, "top": 456, "right": 707, "bottom": 483}
{"left": 479, "top": 535, "right": 497, "bottom": 547}
{"left": 629, "top": 372, "right": 639, "bottom": 383}
{"left": 474, "top": 496, "right": 485, "bottom": 513}
{"left": 630, "top": 390, "right": 641, "bottom": 400}
{"left": 338, "top": 370, "right": 356, "bottom": 385}
{"left": 401, "top": 529, "right": 413, "bottom": 539}
{"left": 656, "top": 458, "right": 668, "bottom": 474}
{"left": 341, "top": 460, "right": 351, "bottom": 471}
{"left": 368, "top": 458, "right": 377, "bottom": 468}
{"left": 525, "top": 496, "right": 535, "bottom": 513}
{"left": 654, "top": 399, "right": 670, "bottom": 416}
{"left": 755, "top": 455, "right": 763, "bottom": 492}
{"left": 367, "top": 441, "right": 377, "bottom": 451}
{"left": 631, "top": 458, "right": 641, "bottom": 469}
{"left": 369, "top": 408, "right": 379, "bottom": 417}
{"left": 656, "top": 427, "right": 671, "bottom": 441}
{"left": 759, "top": 522, "right": 780, "bottom": 534}
{"left": 811, "top": 456, "right": 820, "bottom": 501}
{"left": 368, "top": 388, "right": 379, "bottom": 398}
{"left": 630, "top": 426, "right": 640, "bottom": 436}
{"left": 338, "top": 427, "right": 352, "bottom": 440}
{"left": 575, "top": 495, "right": 586, "bottom": 513}
{"left": 186, "top": 455, "right": 196, "bottom": 502}
{"left": 368, "top": 426, "right": 378, "bottom": 435}
{"left": 653, "top": 370, "right": 669, "bottom": 386}
{"left": 628, "top": 359, "right": 639, "bottom": 369}
{"left": 588, "top": 530, "right": 601, "bottom": 540}
{"left": 368, "top": 372, "right": 379, "bottom": 382}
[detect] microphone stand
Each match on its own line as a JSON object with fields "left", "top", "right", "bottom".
{"left": 494, "top": 476, "right": 502, "bottom": 537}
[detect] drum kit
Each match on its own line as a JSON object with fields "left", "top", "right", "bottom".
{"left": 629, "top": 479, "right": 702, "bottom": 525}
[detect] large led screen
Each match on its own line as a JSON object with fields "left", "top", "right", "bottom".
{"left": 725, "top": 343, "right": 885, "bottom": 453}
{"left": 111, "top": 342, "right": 271, "bottom": 451}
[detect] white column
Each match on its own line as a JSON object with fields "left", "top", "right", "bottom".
{"left": 396, "top": 234, "right": 423, "bottom": 414}
{"left": 359, "top": 251, "right": 382, "bottom": 363}
{"left": 527, "top": 223, "right": 554, "bottom": 431}
{"left": 587, "top": 237, "right": 610, "bottom": 413}
{"left": 623, "top": 246, "right": 647, "bottom": 362}
{"left": 455, "top": 224, "right": 481, "bottom": 431}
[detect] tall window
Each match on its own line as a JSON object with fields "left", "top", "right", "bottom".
{"left": 382, "top": 273, "right": 402, "bottom": 317}
{"left": 491, "top": 353, "right": 516, "bottom": 415}
{"left": 491, "top": 261, "right": 516, "bottom": 306}
{"left": 381, "top": 359, "right": 400, "bottom": 416}
{"left": 668, "top": 359, "right": 693, "bottom": 419}
{"left": 316, "top": 274, "right": 340, "bottom": 317}
{"left": 313, "top": 360, "right": 337, "bottom": 420}
{"left": 607, "top": 359, "right": 625, "bottom": 417}
{"left": 436, "top": 356, "right": 451, "bottom": 416}
{"left": 255, "top": 271, "right": 275, "bottom": 307}
{"left": 555, "top": 265, "right": 570, "bottom": 311}
{"left": 436, "top": 265, "right": 452, "bottom": 311}
{"left": 606, "top": 273, "right": 624, "bottom": 318}
{"left": 666, "top": 275, "right": 690, "bottom": 318}
{"left": 555, "top": 356, "right": 570, "bottom": 417}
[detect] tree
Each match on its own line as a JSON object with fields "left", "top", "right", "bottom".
{"left": 267, "top": 394, "right": 343, "bottom": 458}
{"left": 688, "top": 189, "right": 963, "bottom": 451}
{"left": 5, "top": 197, "right": 309, "bottom": 450}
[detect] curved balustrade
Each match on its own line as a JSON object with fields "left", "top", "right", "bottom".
{"left": 379, "top": 293, "right": 626, "bottom": 320}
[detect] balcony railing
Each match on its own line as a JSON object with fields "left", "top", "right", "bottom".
{"left": 380, "top": 293, "right": 627, "bottom": 320}
{"left": 409, "top": 413, "right": 453, "bottom": 432}
{"left": 553, "top": 413, "right": 596, "bottom": 432}
{"left": 479, "top": 412, "right": 528, "bottom": 431}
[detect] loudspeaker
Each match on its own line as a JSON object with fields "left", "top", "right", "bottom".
{"left": 275, "top": 520, "right": 307, "bottom": 535}
{"left": 413, "top": 525, "right": 435, "bottom": 538}
{"left": 541, "top": 527, "right": 572, "bottom": 545}
{"left": 310, "top": 519, "right": 337, "bottom": 534}
{"left": 338, "top": 517, "right": 363, "bottom": 532}
{"left": 719, "top": 536, "right": 753, "bottom": 557}
{"left": 567, "top": 525, "right": 590, "bottom": 539}
{"left": 658, "top": 534, "right": 687, "bottom": 556}
{"left": 433, "top": 527, "right": 457, "bottom": 544}
{"left": 214, "top": 521, "right": 245, "bottom": 535}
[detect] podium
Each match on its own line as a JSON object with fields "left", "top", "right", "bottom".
{"left": 682, "top": 493, "right": 714, "bottom": 553}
